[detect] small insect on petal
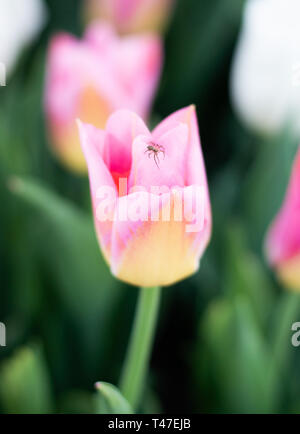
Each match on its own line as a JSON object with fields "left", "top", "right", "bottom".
{"left": 144, "top": 142, "right": 165, "bottom": 168}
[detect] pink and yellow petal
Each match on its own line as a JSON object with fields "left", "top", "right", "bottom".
{"left": 277, "top": 254, "right": 300, "bottom": 291}
{"left": 127, "top": 0, "right": 174, "bottom": 34}
{"left": 266, "top": 148, "right": 300, "bottom": 266}
{"left": 53, "top": 86, "right": 111, "bottom": 174}
{"left": 110, "top": 188, "right": 210, "bottom": 287}
{"left": 105, "top": 109, "right": 150, "bottom": 181}
{"left": 129, "top": 123, "right": 188, "bottom": 190}
{"left": 84, "top": 20, "right": 118, "bottom": 53}
{"left": 78, "top": 120, "right": 116, "bottom": 259}
{"left": 48, "top": 121, "right": 89, "bottom": 174}
{"left": 153, "top": 105, "right": 208, "bottom": 186}
{"left": 116, "top": 34, "right": 163, "bottom": 118}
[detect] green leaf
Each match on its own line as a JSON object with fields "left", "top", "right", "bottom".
{"left": 95, "top": 382, "right": 133, "bottom": 414}
{"left": 266, "top": 293, "right": 300, "bottom": 409}
{"left": 224, "top": 223, "right": 275, "bottom": 326}
{"left": 200, "top": 295, "right": 274, "bottom": 413}
{"left": 243, "top": 128, "right": 298, "bottom": 251}
{"left": 59, "top": 390, "right": 96, "bottom": 414}
{"left": 0, "top": 344, "right": 53, "bottom": 414}
{"left": 9, "top": 176, "right": 123, "bottom": 375}
{"left": 231, "top": 297, "right": 273, "bottom": 413}
{"left": 157, "top": 0, "right": 244, "bottom": 109}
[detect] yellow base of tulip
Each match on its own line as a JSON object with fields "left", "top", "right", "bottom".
{"left": 113, "top": 218, "right": 200, "bottom": 287}
{"left": 51, "top": 129, "right": 88, "bottom": 175}
{"left": 49, "top": 86, "right": 110, "bottom": 175}
{"left": 277, "top": 253, "right": 300, "bottom": 291}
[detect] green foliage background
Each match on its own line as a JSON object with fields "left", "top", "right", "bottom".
{"left": 0, "top": 0, "right": 299, "bottom": 414}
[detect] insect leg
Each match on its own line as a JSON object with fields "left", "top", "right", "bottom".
{"left": 158, "top": 145, "right": 165, "bottom": 159}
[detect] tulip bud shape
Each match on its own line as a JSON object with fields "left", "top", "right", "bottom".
{"left": 78, "top": 106, "right": 212, "bottom": 287}
{"left": 266, "top": 148, "right": 300, "bottom": 290}
{"left": 45, "top": 22, "right": 162, "bottom": 174}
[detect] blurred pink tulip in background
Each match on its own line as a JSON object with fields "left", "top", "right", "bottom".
{"left": 45, "top": 21, "right": 162, "bottom": 173}
{"left": 266, "top": 147, "right": 300, "bottom": 290}
{"left": 85, "top": 0, "right": 174, "bottom": 35}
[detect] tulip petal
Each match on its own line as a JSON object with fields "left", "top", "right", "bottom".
{"left": 84, "top": 20, "right": 117, "bottom": 53}
{"left": 116, "top": 34, "right": 163, "bottom": 118}
{"left": 85, "top": 0, "right": 173, "bottom": 34}
{"left": 45, "top": 33, "right": 112, "bottom": 173}
{"left": 266, "top": 148, "right": 300, "bottom": 266}
{"left": 45, "top": 22, "right": 162, "bottom": 174}
{"left": 153, "top": 105, "right": 208, "bottom": 186}
{"left": 277, "top": 254, "right": 300, "bottom": 291}
{"left": 110, "top": 186, "right": 211, "bottom": 287}
{"left": 78, "top": 120, "right": 116, "bottom": 260}
{"left": 46, "top": 33, "right": 79, "bottom": 126}
{"left": 105, "top": 110, "right": 151, "bottom": 182}
{"left": 79, "top": 106, "right": 211, "bottom": 287}
{"left": 129, "top": 123, "right": 188, "bottom": 190}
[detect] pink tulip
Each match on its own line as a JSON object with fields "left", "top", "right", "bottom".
{"left": 85, "top": 0, "right": 174, "bottom": 35}
{"left": 45, "top": 21, "right": 162, "bottom": 174}
{"left": 265, "top": 147, "right": 300, "bottom": 290}
{"left": 77, "top": 106, "right": 212, "bottom": 287}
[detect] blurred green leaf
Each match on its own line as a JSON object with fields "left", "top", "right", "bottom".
{"left": 95, "top": 382, "right": 133, "bottom": 414}
{"left": 0, "top": 344, "right": 53, "bottom": 414}
{"left": 59, "top": 390, "right": 96, "bottom": 414}
{"left": 244, "top": 128, "right": 298, "bottom": 251}
{"left": 9, "top": 177, "right": 122, "bottom": 376}
{"left": 200, "top": 297, "right": 235, "bottom": 382}
{"left": 232, "top": 297, "right": 273, "bottom": 413}
{"left": 142, "top": 387, "right": 162, "bottom": 414}
{"left": 224, "top": 223, "right": 274, "bottom": 326}
{"left": 200, "top": 295, "right": 273, "bottom": 413}
{"left": 197, "top": 221, "right": 298, "bottom": 413}
{"left": 271, "top": 294, "right": 300, "bottom": 370}
{"left": 158, "top": 0, "right": 244, "bottom": 110}
{"left": 266, "top": 293, "right": 300, "bottom": 410}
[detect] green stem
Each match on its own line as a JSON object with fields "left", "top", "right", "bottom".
{"left": 120, "top": 286, "right": 161, "bottom": 410}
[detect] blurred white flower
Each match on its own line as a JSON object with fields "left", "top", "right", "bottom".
{"left": 0, "top": 0, "right": 47, "bottom": 76}
{"left": 231, "top": 0, "right": 300, "bottom": 136}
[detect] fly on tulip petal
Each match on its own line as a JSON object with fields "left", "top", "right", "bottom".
{"left": 77, "top": 106, "right": 212, "bottom": 287}
{"left": 84, "top": 0, "right": 175, "bottom": 35}
{"left": 265, "top": 147, "right": 300, "bottom": 290}
{"left": 45, "top": 21, "right": 162, "bottom": 174}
